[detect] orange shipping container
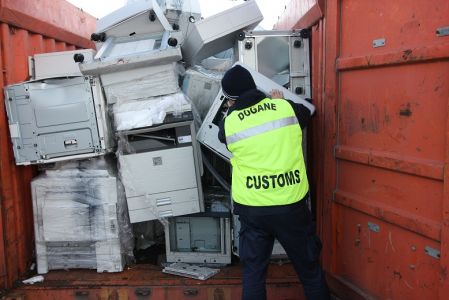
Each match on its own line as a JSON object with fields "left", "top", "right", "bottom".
{"left": 2, "top": 0, "right": 449, "bottom": 299}
{"left": 276, "top": 0, "right": 449, "bottom": 299}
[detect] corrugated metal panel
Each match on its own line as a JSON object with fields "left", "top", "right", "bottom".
{"left": 0, "top": 0, "right": 95, "bottom": 49}
{"left": 278, "top": 0, "right": 449, "bottom": 299}
{"left": 0, "top": 0, "right": 95, "bottom": 290}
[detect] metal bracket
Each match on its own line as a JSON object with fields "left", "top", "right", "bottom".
{"left": 372, "top": 38, "right": 386, "bottom": 48}
{"left": 184, "top": 288, "right": 199, "bottom": 296}
{"left": 135, "top": 288, "right": 152, "bottom": 297}
{"left": 436, "top": 26, "right": 449, "bottom": 37}
{"left": 74, "top": 291, "right": 90, "bottom": 298}
{"left": 368, "top": 222, "right": 380, "bottom": 233}
{"left": 28, "top": 56, "right": 35, "bottom": 80}
{"left": 425, "top": 246, "right": 440, "bottom": 259}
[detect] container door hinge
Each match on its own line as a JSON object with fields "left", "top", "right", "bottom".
{"left": 4, "top": 293, "right": 25, "bottom": 300}
{"left": 74, "top": 290, "right": 89, "bottom": 298}
{"left": 184, "top": 288, "right": 199, "bottom": 296}
{"left": 28, "top": 56, "right": 35, "bottom": 80}
{"left": 135, "top": 288, "right": 152, "bottom": 297}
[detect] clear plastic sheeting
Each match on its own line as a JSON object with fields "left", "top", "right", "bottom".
{"left": 101, "top": 63, "right": 181, "bottom": 104}
{"left": 31, "top": 157, "right": 134, "bottom": 274}
{"left": 200, "top": 57, "right": 233, "bottom": 72}
{"left": 182, "top": 66, "right": 223, "bottom": 120}
{"left": 113, "top": 92, "right": 192, "bottom": 131}
{"left": 200, "top": 49, "right": 234, "bottom": 72}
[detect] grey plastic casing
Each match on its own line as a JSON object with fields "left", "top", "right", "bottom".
{"left": 4, "top": 76, "right": 114, "bottom": 165}
{"left": 181, "top": 0, "right": 263, "bottom": 66}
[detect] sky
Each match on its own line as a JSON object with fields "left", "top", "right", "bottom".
{"left": 66, "top": 0, "right": 290, "bottom": 30}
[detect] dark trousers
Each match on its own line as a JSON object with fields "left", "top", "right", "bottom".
{"left": 239, "top": 202, "right": 330, "bottom": 300}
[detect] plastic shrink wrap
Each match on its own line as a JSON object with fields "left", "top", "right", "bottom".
{"left": 31, "top": 158, "right": 134, "bottom": 273}
{"left": 116, "top": 124, "right": 204, "bottom": 223}
{"left": 199, "top": 49, "right": 234, "bottom": 72}
{"left": 113, "top": 92, "right": 191, "bottom": 131}
{"left": 99, "top": 63, "right": 181, "bottom": 104}
{"left": 115, "top": 99, "right": 204, "bottom": 224}
{"left": 182, "top": 66, "right": 223, "bottom": 121}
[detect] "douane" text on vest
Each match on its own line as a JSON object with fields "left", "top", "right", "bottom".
{"left": 238, "top": 102, "right": 277, "bottom": 121}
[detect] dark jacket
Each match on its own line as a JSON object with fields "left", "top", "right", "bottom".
{"left": 218, "top": 89, "right": 312, "bottom": 216}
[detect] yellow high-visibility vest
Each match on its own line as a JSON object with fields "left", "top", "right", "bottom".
{"left": 224, "top": 97, "right": 309, "bottom": 206}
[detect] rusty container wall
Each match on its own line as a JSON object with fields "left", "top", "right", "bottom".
{"left": 277, "top": 0, "right": 449, "bottom": 299}
{"left": 0, "top": 0, "right": 95, "bottom": 290}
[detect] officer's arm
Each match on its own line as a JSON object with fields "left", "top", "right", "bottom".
{"left": 270, "top": 89, "right": 312, "bottom": 129}
{"left": 218, "top": 119, "right": 227, "bottom": 145}
{"left": 285, "top": 100, "right": 312, "bottom": 130}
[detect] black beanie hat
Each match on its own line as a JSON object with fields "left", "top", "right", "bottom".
{"left": 221, "top": 65, "right": 256, "bottom": 100}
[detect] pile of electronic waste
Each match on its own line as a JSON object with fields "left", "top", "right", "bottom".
{"left": 4, "top": 0, "right": 314, "bottom": 280}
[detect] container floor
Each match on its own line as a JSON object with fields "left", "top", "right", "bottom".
{"left": 4, "top": 263, "right": 304, "bottom": 300}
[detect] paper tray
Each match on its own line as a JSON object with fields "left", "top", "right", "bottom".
{"left": 162, "top": 263, "right": 220, "bottom": 280}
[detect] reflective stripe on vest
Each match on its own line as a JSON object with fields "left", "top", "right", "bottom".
{"left": 226, "top": 116, "right": 298, "bottom": 145}
{"left": 224, "top": 97, "right": 309, "bottom": 207}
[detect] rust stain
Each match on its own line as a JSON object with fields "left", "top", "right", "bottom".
{"left": 393, "top": 270, "right": 402, "bottom": 279}
{"left": 400, "top": 20, "right": 421, "bottom": 33}
{"left": 402, "top": 49, "right": 413, "bottom": 60}
{"left": 441, "top": 267, "right": 448, "bottom": 280}
{"left": 399, "top": 103, "right": 413, "bottom": 117}
{"left": 345, "top": 101, "right": 381, "bottom": 136}
{"left": 208, "top": 287, "right": 231, "bottom": 300}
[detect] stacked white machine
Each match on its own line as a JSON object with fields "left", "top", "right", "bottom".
{"left": 3, "top": 21, "right": 133, "bottom": 273}
{"left": 161, "top": 1, "right": 264, "bottom": 265}
{"left": 81, "top": 0, "right": 183, "bottom": 103}
{"left": 164, "top": 189, "right": 232, "bottom": 265}
{"left": 117, "top": 119, "right": 204, "bottom": 223}
{"left": 31, "top": 163, "right": 132, "bottom": 273}
{"left": 4, "top": 0, "right": 279, "bottom": 270}
{"left": 5, "top": 50, "right": 113, "bottom": 165}
{"left": 79, "top": 0, "right": 205, "bottom": 223}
